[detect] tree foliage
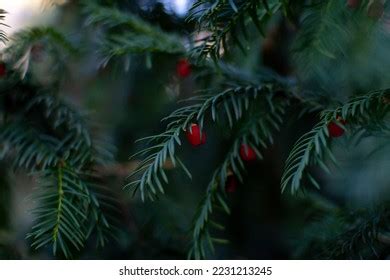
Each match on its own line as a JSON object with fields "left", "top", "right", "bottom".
{"left": 126, "top": 76, "right": 288, "bottom": 201}
{"left": 0, "top": 9, "right": 7, "bottom": 45}
{"left": 0, "top": 24, "right": 117, "bottom": 258}
{"left": 294, "top": 199, "right": 390, "bottom": 259}
{"left": 82, "top": 2, "right": 185, "bottom": 66}
{"left": 281, "top": 90, "right": 390, "bottom": 194}
{"left": 189, "top": 96, "right": 289, "bottom": 259}
{"left": 127, "top": 0, "right": 390, "bottom": 258}
{"left": 188, "top": 0, "right": 283, "bottom": 61}
{"left": 1, "top": 0, "right": 390, "bottom": 260}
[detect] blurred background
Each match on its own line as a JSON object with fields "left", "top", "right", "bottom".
{"left": 0, "top": 0, "right": 389, "bottom": 259}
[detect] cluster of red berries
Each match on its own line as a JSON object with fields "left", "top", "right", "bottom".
{"left": 178, "top": 58, "right": 348, "bottom": 192}
{"left": 180, "top": 8, "right": 352, "bottom": 190}
{"left": 186, "top": 118, "right": 347, "bottom": 192}
{"left": 185, "top": 123, "right": 258, "bottom": 193}
{"left": 185, "top": 124, "right": 257, "bottom": 161}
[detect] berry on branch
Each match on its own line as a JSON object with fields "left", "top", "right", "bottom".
{"left": 225, "top": 175, "right": 238, "bottom": 193}
{"left": 0, "top": 63, "right": 6, "bottom": 77}
{"left": 185, "top": 123, "right": 206, "bottom": 147}
{"left": 327, "top": 118, "right": 346, "bottom": 138}
{"left": 176, "top": 58, "right": 191, "bottom": 78}
{"left": 239, "top": 144, "right": 256, "bottom": 162}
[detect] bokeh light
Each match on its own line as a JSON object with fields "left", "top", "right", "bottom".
{"left": 0, "top": 0, "right": 59, "bottom": 34}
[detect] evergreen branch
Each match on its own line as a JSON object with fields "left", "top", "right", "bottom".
{"left": 326, "top": 90, "right": 390, "bottom": 129}
{"left": 28, "top": 165, "right": 88, "bottom": 258}
{"left": 100, "top": 31, "right": 184, "bottom": 60}
{"left": 83, "top": 3, "right": 185, "bottom": 63}
{"left": 6, "top": 27, "right": 77, "bottom": 57}
{"left": 0, "top": 123, "right": 61, "bottom": 170}
{"left": 296, "top": 202, "right": 390, "bottom": 259}
{"left": 67, "top": 168, "right": 118, "bottom": 249}
{"left": 0, "top": 9, "right": 8, "bottom": 45}
{"left": 292, "top": 0, "right": 346, "bottom": 64}
{"left": 4, "top": 27, "right": 77, "bottom": 79}
{"left": 188, "top": 0, "right": 282, "bottom": 60}
{"left": 332, "top": 207, "right": 389, "bottom": 259}
{"left": 127, "top": 81, "right": 283, "bottom": 201}
{"left": 25, "top": 93, "right": 114, "bottom": 167}
{"left": 291, "top": 0, "right": 372, "bottom": 79}
{"left": 1, "top": 92, "right": 113, "bottom": 171}
{"left": 84, "top": 178, "right": 119, "bottom": 248}
{"left": 281, "top": 90, "right": 390, "bottom": 194}
{"left": 0, "top": 81, "right": 117, "bottom": 258}
{"left": 28, "top": 164, "right": 117, "bottom": 258}
{"left": 26, "top": 93, "right": 118, "bottom": 252}
{"left": 189, "top": 96, "right": 289, "bottom": 259}
{"left": 26, "top": 93, "right": 90, "bottom": 136}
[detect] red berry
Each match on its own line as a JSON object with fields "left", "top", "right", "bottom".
{"left": 0, "top": 63, "right": 6, "bottom": 77}
{"left": 328, "top": 118, "right": 346, "bottom": 138}
{"left": 176, "top": 58, "right": 191, "bottom": 78}
{"left": 185, "top": 123, "right": 206, "bottom": 147}
{"left": 225, "top": 175, "right": 238, "bottom": 193}
{"left": 347, "top": 0, "right": 360, "bottom": 9}
{"left": 239, "top": 144, "right": 256, "bottom": 161}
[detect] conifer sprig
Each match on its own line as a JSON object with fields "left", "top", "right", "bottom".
{"left": 0, "top": 80, "right": 117, "bottom": 258}
{"left": 0, "top": 9, "right": 8, "bottom": 44}
{"left": 127, "top": 81, "right": 284, "bottom": 201}
{"left": 281, "top": 90, "right": 390, "bottom": 194}
{"left": 28, "top": 165, "right": 116, "bottom": 258}
{"left": 0, "top": 123, "right": 61, "bottom": 170}
{"left": 188, "top": 0, "right": 282, "bottom": 61}
{"left": 82, "top": 2, "right": 185, "bottom": 65}
{"left": 296, "top": 201, "right": 390, "bottom": 259}
{"left": 4, "top": 27, "right": 77, "bottom": 79}
{"left": 189, "top": 96, "right": 289, "bottom": 259}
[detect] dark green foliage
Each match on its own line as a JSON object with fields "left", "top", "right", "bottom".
{"left": 1, "top": 123, "right": 62, "bottom": 170}
{"left": 0, "top": 164, "right": 10, "bottom": 230}
{"left": 291, "top": 0, "right": 388, "bottom": 95}
{"left": 189, "top": 96, "right": 289, "bottom": 259}
{"left": 6, "top": 27, "right": 77, "bottom": 56}
{"left": 0, "top": 9, "right": 7, "bottom": 44}
{"left": 294, "top": 200, "right": 390, "bottom": 259}
{"left": 0, "top": 25, "right": 117, "bottom": 258}
{"left": 0, "top": 87, "right": 118, "bottom": 258}
{"left": 29, "top": 166, "right": 89, "bottom": 258}
{"left": 127, "top": 76, "right": 288, "bottom": 201}
{"left": 188, "top": 0, "right": 282, "bottom": 61}
{"left": 281, "top": 90, "right": 390, "bottom": 194}
{"left": 82, "top": 2, "right": 185, "bottom": 66}
{"left": 292, "top": 0, "right": 351, "bottom": 78}
{"left": 127, "top": 0, "right": 390, "bottom": 259}
{"left": 4, "top": 27, "right": 77, "bottom": 80}
{"left": 1, "top": 0, "right": 390, "bottom": 260}
{"left": 28, "top": 166, "right": 116, "bottom": 258}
